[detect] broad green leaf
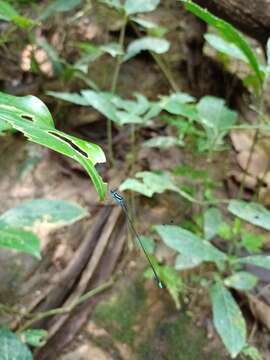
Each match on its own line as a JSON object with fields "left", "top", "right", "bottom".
{"left": 0, "top": 92, "right": 106, "bottom": 200}
{"left": 224, "top": 271, "right": 258, "bottom": 291}
{"left": 155, "top": 225, "right": 227, "bottom": 263}
{"left": 197, "top": 96, "right": 237, "bottom": 138}
{"left": 143, "top": 136, "right": 182, "bottom": 149}
{"left": 124, "top": 37, "right": 170, "bottom": 61}
{"left": 131, "top": 17, "right": 159, "bottom": 29}
{"left": 205, "top": 33, "right": 248, "bottom": 63}
{"left": 100, "top": 42, "right": 124, "bottom": 57}
{"left": 160, "top": 92, "right": 197, "bottom": 119}
{"left": 228, "top": 200, "right": 270, "bottom": 230}
{"left": 19, "top": 329, "right": 47, "bottom": 348}
{"left": 204, "top": 207, "right": 223, "bottom": 240}
{"left": 181, "top": 0, "right": 263, "bottom": 86}
{"left": 210, "top": 282, "right": 246, "bottom": 358}
{"left": 0, "top": 199, "right": 87, "bottom": 229}
{"left": 237, "top": 255, "right": 270, "bottom": 271}
{"left": 175, "top": 253, "right": 202, "bottom": 270}
{"left": 0, "top": 227, "right": 40, "bottom": 258}
{"left": 0, "top": 1, "right": 32, "bottom": 27}
{"left": 0, "top": 328, "right": 33, "bottom": 360}
{"left": 124, "top": 0, "right": 160, "bottom": 15}
{"left": 47, "top": 91, "right": 88, "bottom": 106}
{"left": 81, "top": 90, "right": 119, "bottom": 122}
{"left": 99, "top": 0, "right": 122, "bottom": 10}
{"left": 40, "top": 0, "right": 81, "bottom": 20}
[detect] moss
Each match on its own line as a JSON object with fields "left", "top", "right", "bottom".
{"left": 137, "top": 313, "right": 223, "bottom": 360}
{"left": 93, "top": 281, "right": 146, "bottom": 345}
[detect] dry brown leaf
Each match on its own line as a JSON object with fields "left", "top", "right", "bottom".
{"left": 248, "top": 294, "right": 270, "bottom": 330}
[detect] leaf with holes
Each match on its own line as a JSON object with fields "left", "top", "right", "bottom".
{"left": 210, "top": 282, "right": 247, "bottom": 358}
{"left": 228, "top": 200, "right": 270, "bottom": 230}
{"left": 0, "top": 328, "right": 33, "bottom": 360}
{"left": 181, "top": 0, "right": 264, "bottom": 87}
{"left": 0, "top": 92, "right": 107, "bottom": 200}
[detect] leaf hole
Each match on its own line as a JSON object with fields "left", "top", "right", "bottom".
{"left": 21, "top": 114, "right": 34, "bottom": 121}
{"left": 48, "top": 131, "right": 88, "bottom": 158}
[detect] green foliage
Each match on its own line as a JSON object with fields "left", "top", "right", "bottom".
{"left": 203, "top": 207, "right": 223, "bottom": 241}
{"left": 174, "top": 253, "right": 202, "bottom": 270}
{"left": 155, "top": 225, "right": 227, "bottom": 263}
{"left": 210, "top": 282, "right": 247, "bottom": 358}
{"left": 240, "top": 232, "right": 264, "bottom": 253}
{"left": 0, "top": 227, "right": 40, "bottom": 258}
{"left": 40, "top": 0, "right": 81, "bottom": 20}
{"left": 243, "top": 346, "right": 263, "bottom": 360}
{"left": 19, "top": 329, "right": 47, "bottom": 348}
{"left": 143, "top": 136, "right": 183, "bottom": 149}
{"left": 124, "top": 37, "right": 170, "bottom": 61}
{"left": 0, "top": 0, "right": 33, "bottom": 27}
{"left": 124, "top": 0, "right": 160, "bottom": 15}
{"left": 0, "top": 199, "right": 87, "bottom": 229}
{"left": 224, "top": 271, "right": 258, "bottom": 291}
{"left": 228, "top": 200, "right": 270, "bottom": 231}
{"left": 0, "top": 92, "right": 107, "bottom": 200}
{"left": 0, "top": 327, "right": 33, "bottom": 360}
{"left": 237, "top": 255, "right": 270, "bottom": 271}
{"left": 181, "top": 0, "right": 264, "bottom": 89}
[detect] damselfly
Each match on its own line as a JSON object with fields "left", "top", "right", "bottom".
{"left": 110, "top": 189, "right": 163, "bottom": 289}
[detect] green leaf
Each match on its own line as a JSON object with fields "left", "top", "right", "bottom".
{"left": 0, "top": 199, "right": 87, "bottom": 229}
{"left": 204, "top": 207, "right": 223, "bottom": 240}
{"left": 175, "top": 253, "right": 202, "bottom": 270}
{"left": 0, "top": 92, "right": 107, "bottom": 200}
{"left": 242, "top": 346, "right": 263, "bottom": 360}
{"left": 143, "top": 136, "right": 182, "bottom": 149}
{"left": 237, "top": 255, "right": 270, "bottom": 271}
{"left": 139, "top": 236, "right": 155, "bottom": 254}
{"left": 124, "top": 0, "right": 160, "bottom": 15}
{"left": 155, "top": 225, "right": 227, "bottom": 263}
{"left": 0, "top": 328, "right": 33, "bottom": 360}
{"left": 40, "top": 0, "right": 81, "bottom": 20}
{"left": 210, "top": 282, "right": 247, "bottom": 358}
{"left": 19, "top": 329, "right": 47, "bottom": 348}
{"left": 0, "top": 1, "right": 32, "bottom": 27}
{"left": 119, "top": 171, "right": 190, "bottom": 200}
{"left": 181, "top": 0, "right": 264, "bottom": 86}
{"left": 124, "top": 36, "right": 170, "bottom": 61}
{"left": 197, "top": 96, "right": 237, "bottom": 138}
{"left": 0, "top": 227, "right": 40, "bottom": 258}
{"left": 99, "top": 0, "right": 122, "bottom": 10}
{"left": 240, "top": 232, "right": 264, "bottom": 253}
{"left": 228, "top": 200, "right": 270, "bottom": 230}
{"left": 205, "top": 33, "right": 248, "bottom": 63}
{"left": 47, "top": 91, "right": 88, "bottom": 106}
{"left": 100, "top": 42, "right": 124, "bottom": 57}
{"left": 224, "top": 271, "right": 258, "bottom": 291}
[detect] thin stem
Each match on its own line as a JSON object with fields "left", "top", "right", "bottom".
{"left": 150, "top": 52, "right": 179, "bottom": 92}
{"left": 108, "top": 17, "right": 127, "bottom": 164}
{"left": 17, "top": 279, "right": 113, "bottom": 333}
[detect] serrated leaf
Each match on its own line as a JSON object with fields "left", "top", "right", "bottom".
{"left": 0, "top": 92, "right": 106, "bottom": 200}
{"left": 19, "top": 329, "right": 47, "bottom": 348}
{"left": 155, "top": 225, "right": 227, "bottom": 263}
{"left": 224, "top": 271, "right": 258, "bottom": 291}
{"left": 175, "top": 253, "right": 202, "bottom": 270}
{"left": 210, "top": 282, "right": 247, "bottom": 358}
{"left": 0, "top": 199, "right": 87, "bottom": 229}
{"left": 197, "top": 96, "right": 237, "bottom": 138}
{"left": 181, "top": 0, "right": 264, "bottom": 87}
{"left": 0, "top": 227, "right": 40, "bottom": 258}
{"left": 40, "top": 0, "right": 81, "bottom": 20}
{"left": 228, "top": 200, "right": 270, "bottom": 230}
{"left": 204, "top": 207, "right": 223, "bottom": 240}
{"left": 124, "top": 37, "right": 170, "bottom": 61}
{"left": 124, "top": 0, "right": 160, "bottom": 15}
{"left": 237, "top": 255, "right": 270, "bottom": 271}
{"left": 0, "top": 328, "right": 33, "bottom": 360}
